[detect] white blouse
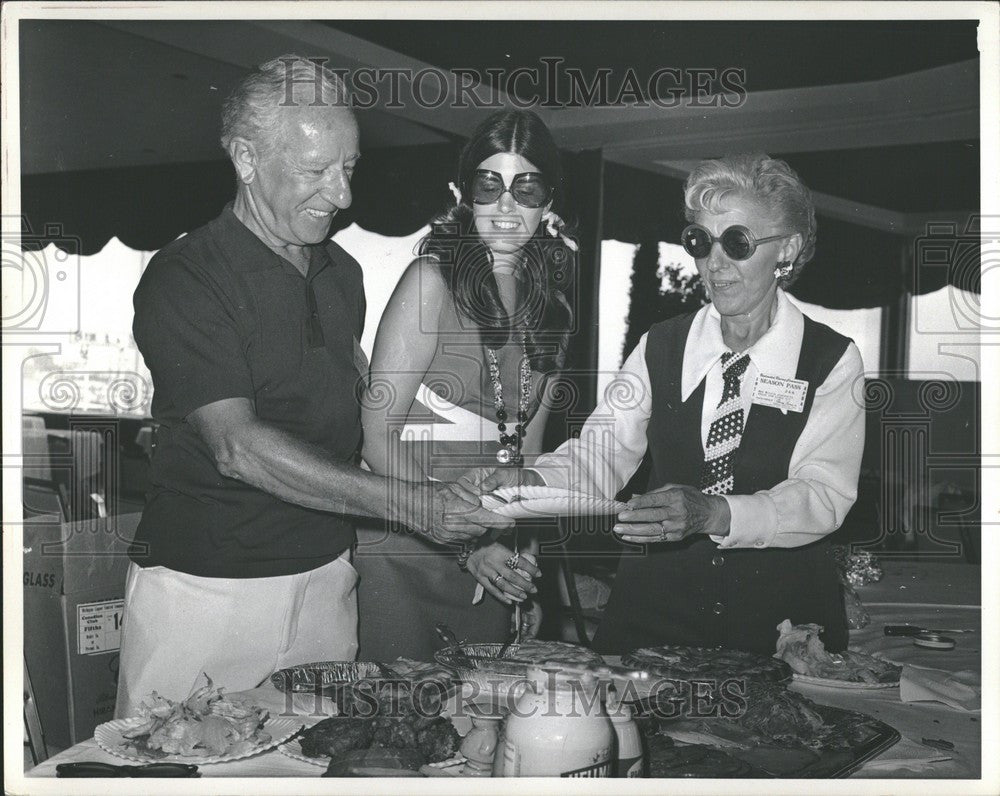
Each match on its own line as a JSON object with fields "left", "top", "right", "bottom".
{"left": 528, "top": 290, "right": 867, "bottom": 549}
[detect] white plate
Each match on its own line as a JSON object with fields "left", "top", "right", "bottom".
{"left": 792, "top": 673, "right": 899, "bottom": 690}
{"left": 95, "top": 717, "right": 301, "bottom": 764}
{"left": 480, "top": 486, "right": 627, "bottom": 519}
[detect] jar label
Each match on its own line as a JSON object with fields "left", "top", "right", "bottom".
{"left": 619, "top": 755, "right": 644, "bottom": 777}
{"left": 561, "top": 760, "right": 613, "bottom": 778}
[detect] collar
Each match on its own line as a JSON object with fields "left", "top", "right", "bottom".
{"left": 216, "top": 202, "right": 334, "bottom": 277}
{"left": 681, "top": 289, "right": 804, "bottom": 401}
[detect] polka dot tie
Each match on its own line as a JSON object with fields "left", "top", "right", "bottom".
{"left": 700, "top": 351, "right": 751, "bottom": 496}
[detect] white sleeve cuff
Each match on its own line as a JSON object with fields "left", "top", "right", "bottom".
{"left": 713, "top": 493, "right": 778, "bottom": 548}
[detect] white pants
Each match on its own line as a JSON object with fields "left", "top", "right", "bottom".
{"left": 114, "top": 551, "right": 358, "bottom": 718}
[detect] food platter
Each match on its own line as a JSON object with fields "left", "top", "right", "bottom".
{"left": 277, "top": 711, "right": 457, "bottom": 768}
{"left": 639, "top": 703, "right": 900, "bottom": 778}
{"left": 435, "top": 640, "right": 606, "bottom": 699}
{"left": 95, "top": 717, "right": 301, "bottom": 765}
{"left": 792, "top": 673, "right": 899, "bottom": 690}
{"left": 278, "top": 736, "right": 466, "bottom": 772}
{"left": 773, "top": 621, "right": 903, "bottom": 687}
{"left": 479, "top": 486, "right": 627, "bottom": 519}
{"left": 622, "top": 644, "right": 794, "bottom": 685}
{"left": 270, "top": 660, "right": 390, "bottom": 693}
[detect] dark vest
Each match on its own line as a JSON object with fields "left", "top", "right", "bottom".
{"left": 592, "top": 310, "right": 852, "bottom": 656}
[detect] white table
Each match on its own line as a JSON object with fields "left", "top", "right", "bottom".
{"left": 27, "top": 561, "right": 982, "bottom": 780}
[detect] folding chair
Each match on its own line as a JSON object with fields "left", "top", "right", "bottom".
{"left": 22, "top": 476, "right": 70, "bottom": 521}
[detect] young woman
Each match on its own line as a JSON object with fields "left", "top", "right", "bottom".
{"left": 355, "top": 110, "right": 576, "bottom": 661}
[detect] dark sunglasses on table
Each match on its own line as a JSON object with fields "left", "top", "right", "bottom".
{"left": 469, "top": 169, "right": 553, "bottom": 208}
{"left": 681, "top": 223, "right": 789, "bottom": 261}
{"left": 56, "top": 762, "right": 201, "bottom": 778}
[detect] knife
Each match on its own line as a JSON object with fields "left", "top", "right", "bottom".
{"left": 884, "top": 625, "right": 975, "bottom": 636}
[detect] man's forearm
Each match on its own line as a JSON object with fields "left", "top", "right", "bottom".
{"left": 217, "top": 419, "right": 407, "bottom": 521}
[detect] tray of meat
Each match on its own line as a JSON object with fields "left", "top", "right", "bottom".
{"left": 636, "top": 679, "right": 900, "bottom": 778}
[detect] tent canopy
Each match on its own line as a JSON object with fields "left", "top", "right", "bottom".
{"left": 18, "top": 19, "right": 980, "bottom": 309}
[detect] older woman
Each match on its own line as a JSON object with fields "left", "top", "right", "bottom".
{"left": 469, "top": 153, "right": 865, "bottom": 655}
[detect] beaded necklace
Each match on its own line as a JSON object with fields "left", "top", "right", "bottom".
{"left": 486, "top": 331, "right": 531, "bottom": 466}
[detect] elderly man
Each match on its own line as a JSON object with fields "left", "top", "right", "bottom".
{"left": 116, "top": 55, "right": 510, "bottom": 716}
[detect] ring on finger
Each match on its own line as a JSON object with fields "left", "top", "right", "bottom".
{"left": 505, "top": 552, "right": 520, "bottom": 570}
{"left": 491, "top": 572, "right": 505, "bottom": 586}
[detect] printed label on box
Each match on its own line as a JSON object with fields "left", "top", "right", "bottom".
{"left": 77, "top": 599, "right": 125, "bottom": 655}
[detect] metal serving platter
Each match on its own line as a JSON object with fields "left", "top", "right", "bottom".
{"left": 636, "top": 701, "right": 900, "bottom": 778}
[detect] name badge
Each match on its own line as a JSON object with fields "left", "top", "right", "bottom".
{"left": 751, "top": 374, "right": 808, "bottom": 414}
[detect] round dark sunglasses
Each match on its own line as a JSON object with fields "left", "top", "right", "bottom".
{"left": 681, "top": 224, "right": 788, "bottom": 261}
{"left": 469, "top": 169, "right": 553, "bottom": 209}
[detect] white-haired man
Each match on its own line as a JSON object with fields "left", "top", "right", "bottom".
{"left": 117, "top": 56, "right": 510, "bottom": 716}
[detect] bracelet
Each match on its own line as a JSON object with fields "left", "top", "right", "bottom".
{"left": 457, "top": 544, "right": 474, "bottom": 572}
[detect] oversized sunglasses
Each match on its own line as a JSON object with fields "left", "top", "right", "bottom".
{"left": 56, "top": 762, "right": 201, "bottom": 778}
{"left": 469, "top": 170, "right": 553, "bottom": 209}
{"left": 681, "top": 224, "right": 788, "bottom": 261}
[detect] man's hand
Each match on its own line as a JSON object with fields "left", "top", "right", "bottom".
{"left": 457, "top": 466, "right": 544, "bottom": 495}
{"left": 613, "top": 483, "right": 731, "bottom": 544}
{"left": 467, "top": 544, "right": 540, "bottom": 604}
{"left": 397, "top": 481, "right": 514, "bottom": 544}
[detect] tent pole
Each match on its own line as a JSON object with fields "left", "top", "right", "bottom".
{"left": 879, "top": 240, "right": 911, "bottom": 378}
{"left": 571, "top": 148, "right": 604, "bottom": 414}
{"left": 545, "top": 147, "right": 604, "bottom": 456}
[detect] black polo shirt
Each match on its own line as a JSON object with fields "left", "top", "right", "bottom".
{"left": 131, "top": 204, "right": 366, "bottom": 577}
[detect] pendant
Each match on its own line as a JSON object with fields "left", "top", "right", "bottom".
{"left": 496, "top": 447, "right": 513, "bottom": 465}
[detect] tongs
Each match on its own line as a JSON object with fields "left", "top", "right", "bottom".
{"left": 435, "top": 623, "right": 478, "bottom": 670}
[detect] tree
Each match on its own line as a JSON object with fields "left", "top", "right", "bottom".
{"left": 621, "top": 240, "right": 707, "bottom": 366}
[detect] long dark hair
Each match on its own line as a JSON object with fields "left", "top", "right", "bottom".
{"left": 418, "top": 110, "right": 575, "bottom": 372}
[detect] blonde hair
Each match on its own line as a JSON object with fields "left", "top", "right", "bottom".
{"left": 684, "top": 153, "right": 816, "bottom": 285}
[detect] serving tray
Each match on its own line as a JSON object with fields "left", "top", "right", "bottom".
{"left": 641, "top": 702, "right": 899, "bottom": 778}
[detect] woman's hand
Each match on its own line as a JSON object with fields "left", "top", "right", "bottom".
{"left": 613, "top": 483, "right": 731, "bottom": 544}
{"left": 467, "top": 544, "right": 540, "bottom": 605}
{"left": 458, "top": 467, "right": 544, "bottom": 495}
{"left": 514, "top": 601, "right": 543, "bottom": 639}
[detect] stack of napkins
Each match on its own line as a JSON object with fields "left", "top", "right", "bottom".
{"left": 899, "top": 665, "right": 981, "bottom": 711}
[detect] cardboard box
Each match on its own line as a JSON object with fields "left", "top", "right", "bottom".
{"left": 23, "top": 513, "right": 140, "bottom": 750}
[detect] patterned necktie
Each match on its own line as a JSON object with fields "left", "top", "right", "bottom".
{"left": 700, "top": 351, "right": 752, "bottom": 496}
